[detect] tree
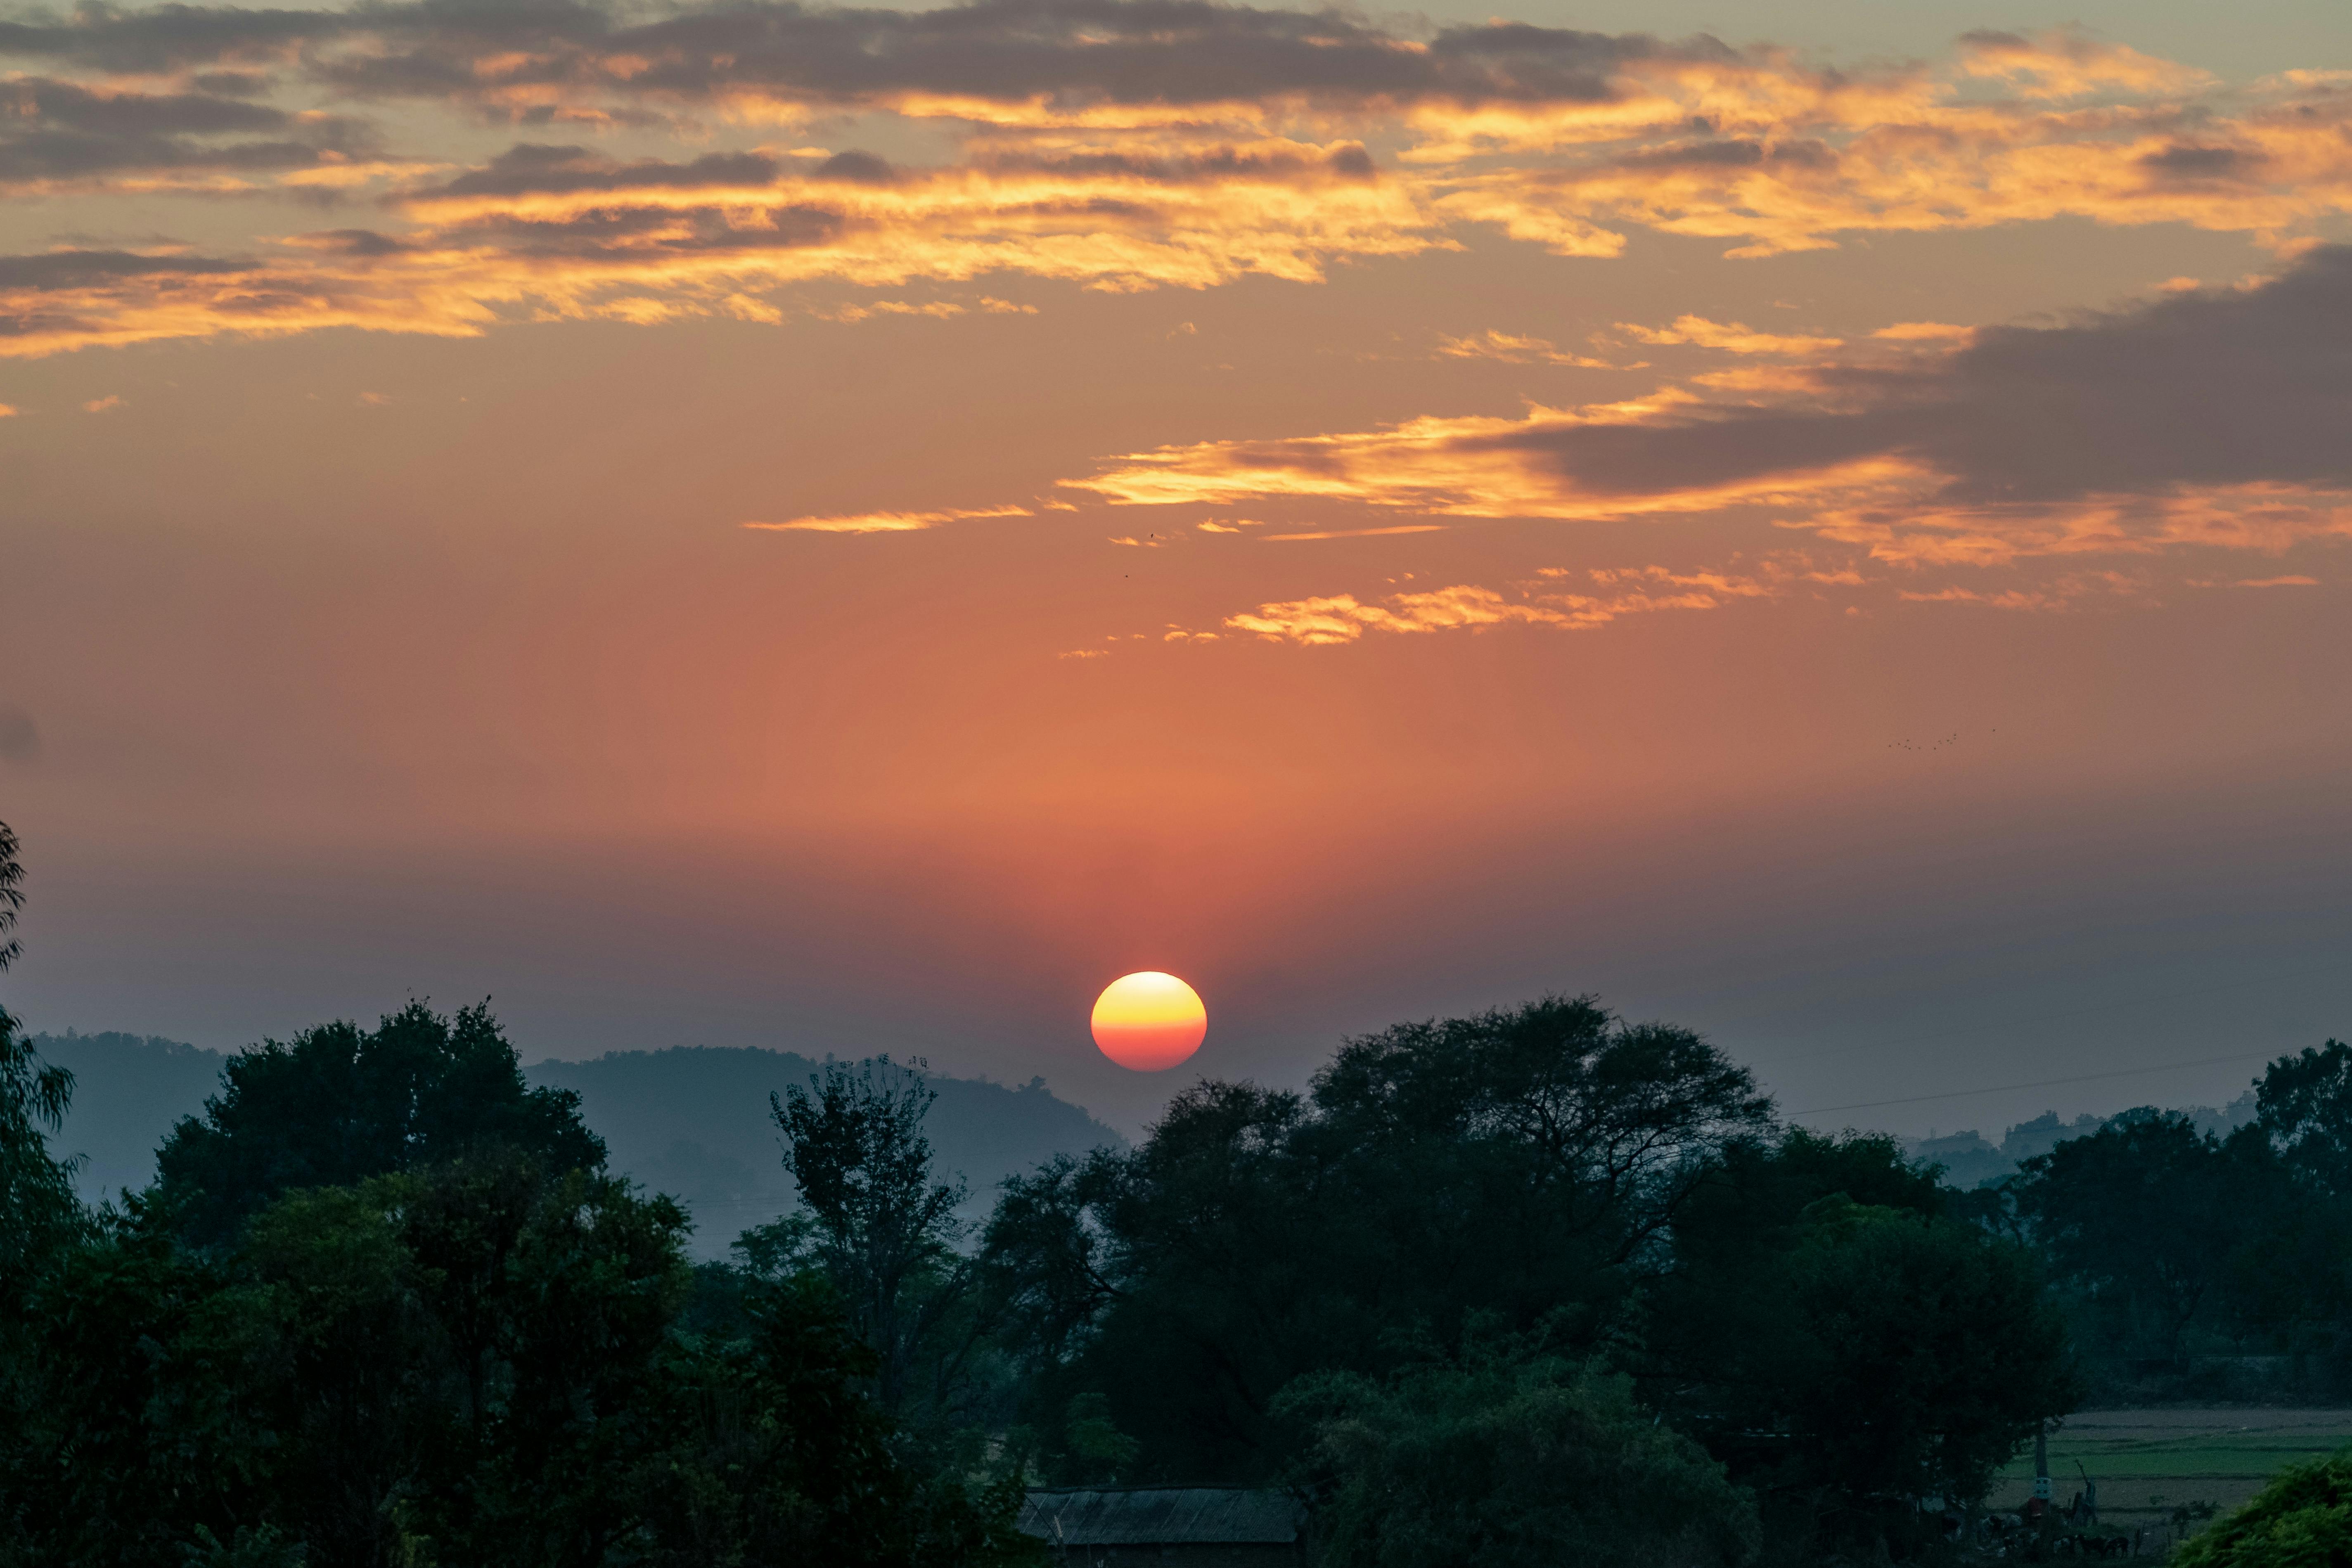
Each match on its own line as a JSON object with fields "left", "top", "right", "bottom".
{"left": 2255, "top": 1040, "right": 2352, "bottom": 1194}
{"left": 984, "top": 996, "right": 1776, "bottom": 1483}
{"left": 0, "top": 819, "right": 81, "bottom": 1286}
{"left": 2013, "top": 1110, "right": 2254, "bottom": 1366}
{"left": 0, "top": 821, "right": 95, "bottom": 1568}
{"left": 1646, "top": 1132, "right": 2077, "bottom": 1549}
{"left": 639, "top": 1271, "right": 1042, "bottom": 1568}
{"left": 1277, "top": 1351, "right": 1759, "bottom": 1568}
{"left": 154, "top": 1000, "right": 605, "bottom": 1248}
{"left": 8, "top": 1144, "right": 1042, "bottom": 1568}
{"left": 756, "top": 1056, "right": 986, "bottom": 1431}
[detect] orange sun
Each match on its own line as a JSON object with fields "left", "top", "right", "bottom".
{"left": 1090, "top": 971, "right": 1208, "bottom": 1072}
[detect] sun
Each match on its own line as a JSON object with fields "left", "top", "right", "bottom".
{"left": 1091, "top": 971, "right": 1208, "bottom": 1072}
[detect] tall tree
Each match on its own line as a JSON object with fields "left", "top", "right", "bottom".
{"left": 1648, "top": 1131, "right": 2076, "bottom": 1548}
{"left": 0, "top": 820, "right": 81, "bottom": 1286}
{"left": 985, "top": 996, "right": 1777, "bottom": 1482}
{"left": 154, "top": 1000, "right": 604, "bottom": 1247}
{"left": 2256, "top": 1040, "right": 2352, "bottom": 1194}
{"left": 760, "top": 1055, "right": 983, "bottom": 1428}
{"left": 2013, "top": 1109, "right": 2252, "bottom": 1366}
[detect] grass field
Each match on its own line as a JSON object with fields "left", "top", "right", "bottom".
{"left": 1987, "top": 1407, "right": 2352, "bottom": 1530}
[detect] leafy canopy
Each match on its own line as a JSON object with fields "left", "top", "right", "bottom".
{"left": 154, "top": 1000, "right": 604, "bottom": 1247}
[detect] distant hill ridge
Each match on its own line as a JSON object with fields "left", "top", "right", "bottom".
{"left": 29, "top": 1031, "right": 1125, "bottom": 1259}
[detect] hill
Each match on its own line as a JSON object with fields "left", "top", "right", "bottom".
{"left": 29, "top": 1031, "right": 1125, "bottom": 1258}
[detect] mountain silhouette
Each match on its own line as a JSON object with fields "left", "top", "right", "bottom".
{"left": 32, "top": 1031, "right": 1125, "bottom": 1259}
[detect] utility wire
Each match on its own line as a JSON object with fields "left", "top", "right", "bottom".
{"left": 1788, "top": 1049, "right": 2283, "bottom": 1119}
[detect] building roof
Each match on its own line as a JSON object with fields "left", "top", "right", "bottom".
{"left": 1018, "top": 1487, "right": 1306, "bottom": 1547}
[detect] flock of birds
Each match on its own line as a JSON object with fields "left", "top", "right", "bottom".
{"left": 1885, "top": 729, "right": 1992, "bottom": 752}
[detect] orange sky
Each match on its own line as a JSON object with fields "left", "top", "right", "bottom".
{"left": 1, "top": 0, "right": 2347, "bottom": 1134}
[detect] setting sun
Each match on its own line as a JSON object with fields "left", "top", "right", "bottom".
{"left": 1090, "top": 972, "right": 1208, "bottom": 1073}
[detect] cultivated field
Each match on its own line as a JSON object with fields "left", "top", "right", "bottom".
{"left": 1988, "top": 1407, "right": 2352, "bottom": 1536}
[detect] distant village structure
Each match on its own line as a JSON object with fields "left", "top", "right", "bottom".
{"left": 1018, "top": 1487, "right": 1307, "bottom": 1566}
{"left": 1903, "top": 1095, "right": 2257, "bottom": 1189}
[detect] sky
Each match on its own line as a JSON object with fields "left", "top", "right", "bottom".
{"left": 1, "top": 0, "right": 2347, "bottom": 1137}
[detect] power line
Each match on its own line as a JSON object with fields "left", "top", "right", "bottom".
{"left": 1787, "top": 1049, "right": 2282, "bottom": 1119}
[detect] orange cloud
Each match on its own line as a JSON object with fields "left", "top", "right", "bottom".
{"left": 1434, "top": 330, "right": 1626, "bottom": 368}
{"left": 1618, "top": 316, "right": 1842, "bottom": 355}
{"left": 1065, "top": 247, "right": 2352, "bottom": 565}
{"left": 1221, "top": 565, "right": 1804, "bottom": 644}
{"left": 4, "top": 16, "right": 2349, "bottom": 356}
{"left": 743, "top": 505, "right": 1032, "bottom": 533}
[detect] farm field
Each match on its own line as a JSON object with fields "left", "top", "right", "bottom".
{"left": 1987, "top": 1408, "right": 2352, "bottom": 1535}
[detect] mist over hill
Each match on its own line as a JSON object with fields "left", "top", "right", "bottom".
{"left": 31, "top": 1031, "right": 1124, "bottom": 1258}
{"left": 529, "top": 1046, "right": 1126, "bottom": 1256}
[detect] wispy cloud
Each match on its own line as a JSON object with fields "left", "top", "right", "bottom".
{"left": 742, "top": 504, "right": 1032, "bottom": 533}
{"left": 2, "top": 12, "right": 2348, "bottom": 355}
{"left": 1618, "top": 316, "right": 1842, "bottom": 355}
{"left": 1220, "top": 564, "right": 1803, "bottom": 644}
{"left": 1063, "top": 248, "right": 2352, "bottom": 564}
{"left": 1435, "top": 330, "right": 1626, "bottom": 368}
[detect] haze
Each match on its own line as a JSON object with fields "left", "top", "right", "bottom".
{"left": 1, "top": 0, "right": 2346, "bottom": 1136}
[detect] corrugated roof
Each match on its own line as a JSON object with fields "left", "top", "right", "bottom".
{"left": 1018, "top": 1488, "right": 1305, "bottom": 1546}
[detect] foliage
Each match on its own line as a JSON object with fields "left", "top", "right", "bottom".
{"left": 0, "top": 822, "right": 96, "bottom": 1568}
{"left": 637, "top": 1271, "right": 1042, "bottom": 1568}
{"left": 0, "top": 820, "right": 81, "bottom": 1288}
{"left": 1646, "top": 1131, "right": 2077, "bottom": 1544}
{"left": 2255, "top": 1041, "right": 2352, "bottom": 1195}
{"left": 757, "top": 1055, "right": 982, "bottom": 1428}
{"left": 154, "top": 1000, "right": 605, "bottom": 1249}
{"left": 984, "top": 996, "right": 1777, "bottom": 1482}
{"left": 2170, "top": 1450, "right": 2352, "bottom": 1568}
{"left": 1278, "top": 1350, "right": 1758, "bottom": 1568}
{"left": 2011, "top": 1111, "right": 2268, "bottom": 1366}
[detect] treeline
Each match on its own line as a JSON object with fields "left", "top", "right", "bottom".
{"left": 1956, "top": 1051, "right": 2352, "bottom": 1403}
{"left": 2, "top": 816, "right": 2346, "bottom": 1566}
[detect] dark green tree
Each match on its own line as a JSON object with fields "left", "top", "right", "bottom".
{"left": 154, "top": 1000, "right": 604, "bottom": 1248}
{"left": 0, "top": 820, "right": 81, "bottom": 1285}
{"left": 2255, "top": 1040, "right": 2352, "bottom": 1194}
{"left": 640, "top": 1271, "right": 1041, "bottom": 1568}
{"left": 2013, "top": 1110, "right": 2255, "bottom": 1367}
{"left": 985, "top": 997, "right": 1775, "bottom": 1482}
{"left": 0, "top": 821, "right": 97, "bottom": 1567}
{"left": 1278, "top": 1350, "right": 1759, "bottom": 1568}
{"left": 1647, "top": 1131, "right": 2077, "bottom": 1549}
{"left": 755, "top": 1056, "right": 990, "bottom": 1433}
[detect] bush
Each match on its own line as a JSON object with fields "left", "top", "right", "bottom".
{"left": 1276, "top": 1351, "right": 1759, "bottom": 1568}
{"left": 2171, "top": 1451, "right": 2352, "bottom": 1568}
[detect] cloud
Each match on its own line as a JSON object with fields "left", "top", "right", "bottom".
{"left": 81, "top": 393, "right": 122, "bottom": 412}
{"left": 1221, "top": 566, "right": 1795, "bottom": 643}
{"left": 1065, "top": 247, "right": 2352, "bottom": 564}
{"left": 0, "top": 704, "right": 34, "bottom": 762}
{"left": 1435, "top": 329, "right": 1625, "bottom": 367}
{"left": 0, "top": 76, "right": 380, "bottom": 192}
{"left": 0, "top": 403, "right": 15, "bottom": 417}
{"left": 741, "top": 504, "right": 1032, "bottom": 533}
{"left": 2, "top": 10, "right": 2349, "bottom": 353}
{"left": 2231, "top": 574, "right": 2320, "bottom": 587}
{"left": 1618, "top": 315, "right": 1842, "bottom": 355}
{"left": 1873, "top": 322, "right": 1975, "bottom": 342}
{"left": 1258, "top": 524, "right": 1449, "bottom": 540}
{"left": 0, "top": 0, "right": 1728, "bottom": 116}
